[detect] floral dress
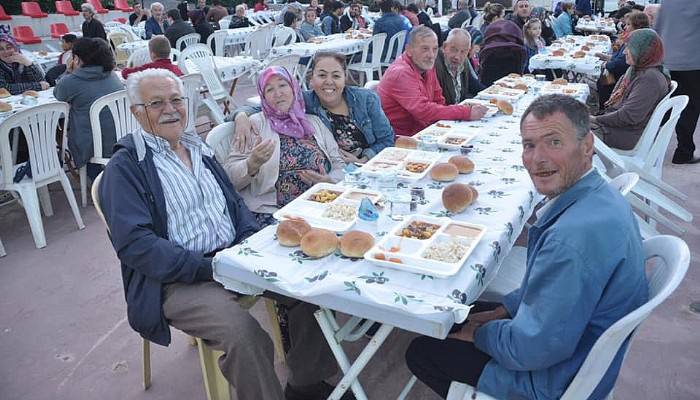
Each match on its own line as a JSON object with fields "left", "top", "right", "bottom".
{"left": 327, "top": 110, "right": 367, "bottom": 158}
{"left": 276, "top": 134, "right": 331, "bottom": 208}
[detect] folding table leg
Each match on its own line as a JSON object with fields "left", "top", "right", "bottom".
{"left": 314, "top": 309, "right": 395, "bottom": 400}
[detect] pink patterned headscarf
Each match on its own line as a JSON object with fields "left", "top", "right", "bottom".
{"left": 257, "top": 66, "right": 314, "bottom": 140}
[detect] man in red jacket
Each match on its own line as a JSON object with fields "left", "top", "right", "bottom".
{"left": 378, "top": 25, "right": 487, "bottom": 136}
{"left": 121, "top": 36, "right": 183, "bottom": 80}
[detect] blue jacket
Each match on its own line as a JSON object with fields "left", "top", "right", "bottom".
{"left": 99, "top": 133, "right": 259, "bottom": 346}
{"left": 144, "top": 17, "right": 169, "bottom": 39}
{"left": 606, "top": 44, "right": 629, "bottom": 80}
{"left": 303, "top": 86, "right": 395, "bottom": 158}
{"left": 372, "top": 12, "right": 411, "bottom": 61}
{"left": 474, "top": 170, "right": 648, "bottom": 399}
{"left": 553, "top": 12, "right": 573, "bottom": 38}
{"left": 321, "top": 14, "right": 341, "bottom": 35}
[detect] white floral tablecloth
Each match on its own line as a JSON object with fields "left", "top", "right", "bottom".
{"left": 183, "top": 55, "right": 262, "bottom": 82}
{"left": 116, "top": 40, "right": 148, "bottom": 55}
{"left": 213, "top": 92, "right": 555, "bottom": 331}
{"left": 223, "top": 26, "right": 259, "bottom": 47}
{"left": 575, "top": 19, "right": 617, "bottom": 35}
{"left": 0, "top": 88, "right": 57, "bottom": 124}
{"left": 269, "top": 34, "right": 370, "bottom": 57}
{"left": 528, "top": 34, "right": 612, "bottom": 76}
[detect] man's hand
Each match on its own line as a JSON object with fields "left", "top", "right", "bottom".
{"left": 469, "top": 104, "right": 489, "bottom": 120}
{"left": 39, "top": 81, "right": 50, "bottom": 90}
{"left": 246, "top": 138, "right": 274, "bottom": 176}
{"left": 8, "top": 53, "right": 33, "bottom": 66}
{"left": 232, "top": 112, "right": 258, "bottom": 152}
{"left": 468, "top": 305, "right": 509, "bottom": 325}
{"left": 448, "top": 321, "right": 480, "bottom": 342}
{"left": 339, "top": 148, "right": 367, "bottom": 164}
{"left": 595, "top": 52, "right": 611, "bottom": 61}
{"left": 299, "top": 170, "right": 333, "bottom": 185}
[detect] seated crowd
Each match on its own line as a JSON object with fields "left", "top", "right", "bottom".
{"left": 0, "top": 0, "right": 696, "bottom": 398}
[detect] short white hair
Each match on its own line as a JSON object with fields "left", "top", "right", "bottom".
{"left": 81, "top": 3, "right": 95, "bottom": 14}
{"left": 445, "top": 28, "right": 471, "bottom": 45}
{"left": 150, "top": 2, "right": 164, "bottom": 12}
{"left": 126, "top": 68, "right": 184, "bottom": 106}
{"left": 235, "top": 4, "right": 246, "bottom": 13}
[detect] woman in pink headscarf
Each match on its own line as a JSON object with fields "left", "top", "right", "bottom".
{"left": 224, "top": 66, "right": 345, "bottom": 226}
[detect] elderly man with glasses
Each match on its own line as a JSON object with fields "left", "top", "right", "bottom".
{"left": 99, "top": 69, "right": 348, "bottom": 400}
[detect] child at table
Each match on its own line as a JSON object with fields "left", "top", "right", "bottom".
{"left": 45, "top": 34, "right": 77, "bottom": 87}
{"left": 523, "top": 19, "right": 546, "bottom": 72}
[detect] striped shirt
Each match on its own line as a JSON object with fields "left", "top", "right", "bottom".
{"left": 141, "top": 130, "right": 235, "bottom": 254}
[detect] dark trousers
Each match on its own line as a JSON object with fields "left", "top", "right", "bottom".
{"left": 670, "top": 70, "right": 700, "bottom": 161}
{"left": 405, "top": 302, "right": 499, "bottom": 399}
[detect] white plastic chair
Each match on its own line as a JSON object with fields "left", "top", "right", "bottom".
{"left": 607, "top": 172, "right": 639, "bottom": 196}
{"left": 348, "top": 33, "right": 386, "bottom": 86}
{"left": 460, "top": 19, "right": 471, "bottom": 29}
{"left": 207, "top": 29, "right": 229, "bottom": 57}
{"left": 0, "top": 238, "right": 5, "bottom": 257}
{"left": 0, "top": 103, "right": 85, "bottom": 248}
{"left": 446, "top": 235, "right": 690, "bottom": 400}
{"left": 205, "top": 121, "right": 235, "bottom": 162}
{"left": 219, "top": 16, "right": 232, "bottom": 30}
{"left": 126, "top": 46, "right": 151, "bottom": 68}
{"left": 273, "top": 26, "right": 297, "bottom": 47}
{"left": 169, "top": 48, "right": 181, "bottom": 62}
{"left": 244, "top": 24, "right": 276, "bottom": 60}
{"left": 175, "top": 32, "right": 201, "bottom": 51}
{"left": 179, "top": 45, "right": 229, "bottom": 124}
{"left": 181, "top": 72, "right": 220, "bottom": 135}
{"left": 364, "top": 80, "right": 380, "bottom": 92}
{"left": 78, "top": 90, "right": 140, "bottom": 207}
{"left": 108, "top": 31, "right": 131, "bottom": 66}
{"left": 380, "top": 30, "right": 405, "bottom": 69}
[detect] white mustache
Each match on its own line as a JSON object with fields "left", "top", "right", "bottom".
{"left": 158, "top": 112, "right": 182, "bottom": 124}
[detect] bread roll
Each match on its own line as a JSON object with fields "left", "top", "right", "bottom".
{"left": 430, "top": 162, "right": 459, "bottom": 182}
{"left": 581, "top": 45, "right": 591, "bottom": 51}
{"left": 22, "top": 90, "right": 39, "bottom": 97}
{"left": 339, "top": 231, "right": 374, "bottom": 258}
{"left": 552, "top": 49, "right": 565, "bottom": 56}
{"left": 448, "top": 155, "right": 474, "bottom": 174}
{"left": 0, "top": 88, "right": 10, "bottom": 98}
{"left": 300, "top": 228, "right": 338, "bottom": 258}
{"left": 276, "top": 219, "right": 312, "bottom": 247}
{"left": 442, "top": 183, "right": 477, "bottom": 213}
{"left": 573, "top": 51, "right": 586, "bottom": 58}
{"left": 508, "top": 73, "right": 521, "bottom": 78}
{"left": 552, "top": 78, "right": 568, "bottom": 85}
{"left": 395, "top": 136, "right": 418, "bottom": 149}
{"left": 0, "top": 101, "right": 11, "bottom": 113}
{"left": 513, "top": 83, "right": 529, "bottom": 92}
{"left": 468, "top": 185, "right": 479, "bottom": 202}
{"left": 496, "top": 100, "right": 513, "bottom": 115}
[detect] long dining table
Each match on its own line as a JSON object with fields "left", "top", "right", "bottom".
{"left": 209, "top": 77, "right": 596, "bottom": 399}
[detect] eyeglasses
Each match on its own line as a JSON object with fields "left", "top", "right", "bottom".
{"left": 136, "top": 97, "right": 188, "bottom": 111}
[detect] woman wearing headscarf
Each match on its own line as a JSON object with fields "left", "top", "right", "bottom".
{"left": 464, "top": 26, "right": 483, "bottom": 83}
{"left": 530, "top": 6, "right": 556, "bottom": 45}
{"left": 224, "top": 66, "right": 345, "bottom": 226}
{"left": 0, "top": 34, "right": 49, "bottom": 95}
{"left": 591, "top": 29, "right": 671, "bottom": 151}
{"left": 478, "top": 20, "right": 526, "bottom": 86}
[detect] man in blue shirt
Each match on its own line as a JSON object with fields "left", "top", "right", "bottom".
{"left": 373, "top": 0, "right": 412, "bottom": 61}
{"left": 406, "top": 94, "right": 648, "bottom": 399}
{"left": 321, "top": 1, "right": 344, "bottom": 35}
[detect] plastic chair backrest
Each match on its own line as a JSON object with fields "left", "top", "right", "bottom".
{"left": 561, "top": 235, "right": 690, "bottom": 400}
{"left": 55, "top": 1, "right": 79, "bottom": 15}
{"left": 460, "top": 19, "right": 471, "bottom": 29}
{"left": 175, "top": 33, "right": 202, "bottom": 51}
{"left": 21, "top": 2, "right": 48, "bottom": 17}
{"left": 382, "top": 30, "right": 405, "bottom": 65}
{"left": 89, "top": 90, "right": 140, "bottom": 164}
{"left": 266, "top": 54, "right": 302, "bottom": 78}
{"left": 219, "top": 16, "right": 232, "bottom": 30}
{"left": 642, "top": 95, "right": 688, "bottom": 174}
{"left": 364, "top": 80, "right": 380, "bottom": 91}
{"left": 0, "top": 102, "right": 69, "bottom": 183}
{"left": 114, "top": 0, "right": 134, "bottom": 12}
{"left": 51, "top": 23, "right": 70, "bottom": 36}
{"left": 169, "top": 48, "right": 180, "bottom": 62}
{"left": 91, "top": 172, "right": 109, "bottom": 233}
{"left": 14, "top": 26, "right": 38, "bottom": 39}
{"left": 88, "top": 0, "right": 108, "bottom": 13}
{"left": 126, "top": 47, "right": 151, "bottom": 68}
{"left": 273, "top": 26, "right": 296, "bottom": 47}
{"left": 180, "top": 45, "right": 228, "bottom": 101}
{"left": 368, "top": 32, "right": 386, "bottom": 67}
{"left": 245, "top": 25, "right": 276, "bottom": 59}
{"left": 607, "top": 172, "right": 638, "bottom": 196}
{"left": 181, "top": 73, "right": 204, "bottom": 133}
{"left": 0, "top": 5, "right": 11, "bottom": 19}
{"left": 205, "top": 121, "right": 235, "bottom": 162}
{"left": 207, "top": 29, "right": 229, "bottom": 57}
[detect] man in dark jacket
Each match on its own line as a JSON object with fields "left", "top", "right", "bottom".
{"left": 506, "top": 0, "right": 531, "bottom": 31}
{"left": 81, "top": 3, "right": 106, "bottom": 41}
{"left": 101, "top": 69, "right": 343, "bottom": 400}
{"left": 165, "top": 8, "right": 196, "bottom": 49}
{"left": 435, "top": 29, "right": 484, "bottom": 105}
{"left": 448, "top": 0, "right": 471, "bottom": 29}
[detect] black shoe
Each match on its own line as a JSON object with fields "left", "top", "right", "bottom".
{"left": 671, "top": 155, "right": 700, "bottom": 164}
{"left": 284, "top": 382, "right": 356, "bottom": 400}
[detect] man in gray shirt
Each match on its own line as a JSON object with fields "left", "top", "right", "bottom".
{"left": 656, "top": 1, "right": 700, "bottom": 164}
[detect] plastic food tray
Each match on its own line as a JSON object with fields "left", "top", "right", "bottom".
{"left": 272, "top": 183, "right": 383, "bottom": 233}
{"left": 476, "top": 86, "right": 526, "bottom": 101}
{"left": 540, "top": 82, "right": 588, "bottom": 97}
{"left": 459, "top": 99, "right": 499, "bottom": 118}
{"left": 359, "top": 148, "right": 443, "bottom": 181}
{"left": 364, "top": 215, "right": 487, "bottom": 277}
